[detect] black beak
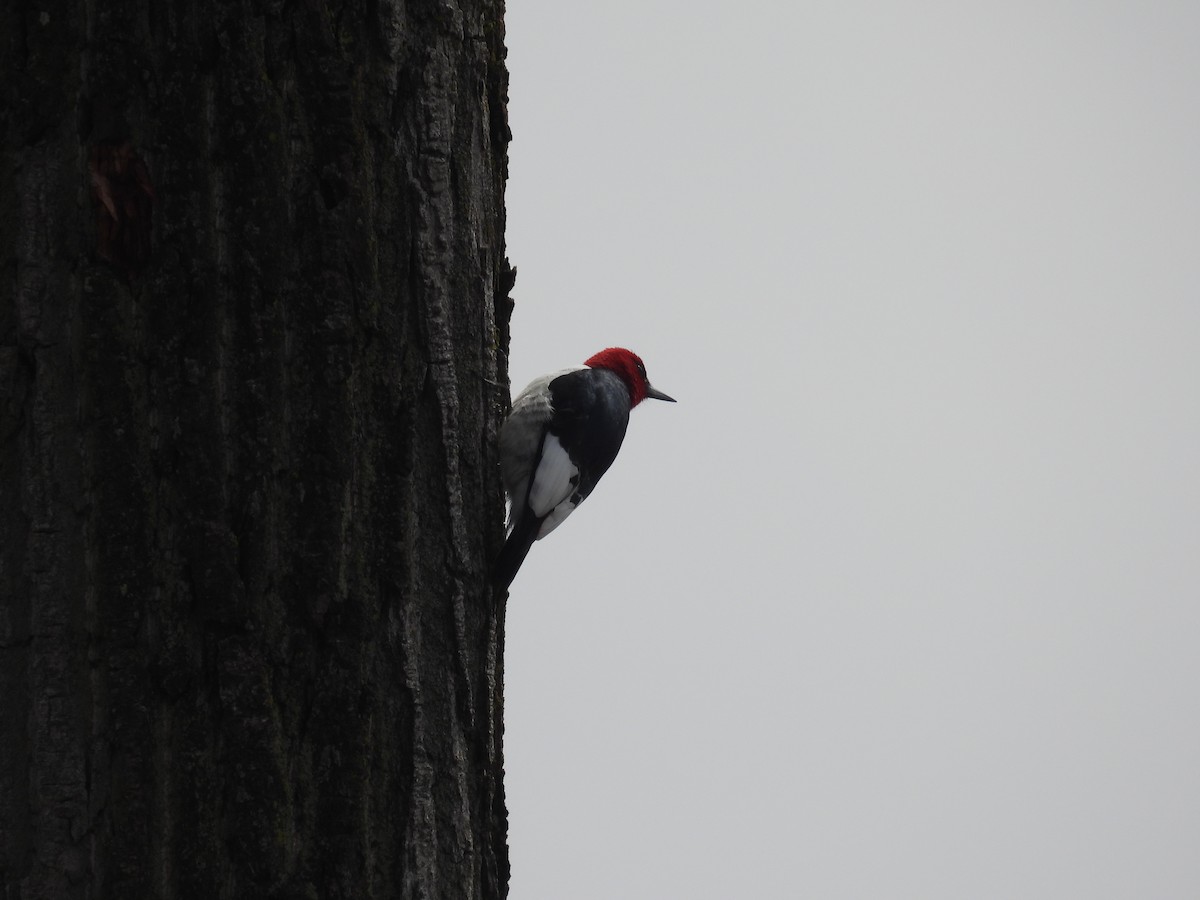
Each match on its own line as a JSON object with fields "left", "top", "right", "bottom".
{"left": 645, "top": 385, "right": 676, "bottom": 403}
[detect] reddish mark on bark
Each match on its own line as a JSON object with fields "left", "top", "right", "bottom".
{"left": 89, "top": 139, "right": 154, "bottom": 273}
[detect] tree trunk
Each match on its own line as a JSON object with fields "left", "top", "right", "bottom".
{"left": 1, "top": 1, "right": 513, "bottom": 897}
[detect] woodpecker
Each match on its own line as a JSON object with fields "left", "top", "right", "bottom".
{"left": 493, "top": 347, "right": 675, "bottom": 588}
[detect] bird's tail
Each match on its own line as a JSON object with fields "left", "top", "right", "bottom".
{"left": 492, "top": 512, "right": 541, "bottom": 590}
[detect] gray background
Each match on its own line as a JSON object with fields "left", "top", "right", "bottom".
{"left": 501, "top": 2, "right": 1200, "bottom": 897}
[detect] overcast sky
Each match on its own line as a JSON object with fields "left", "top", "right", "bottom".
{"left": 499, "top": 3, "right": 1200, "bottom": 898}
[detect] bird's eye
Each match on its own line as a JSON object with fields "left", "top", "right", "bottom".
{"left": 636, "top": 362, "right": 647, "bottom": 377}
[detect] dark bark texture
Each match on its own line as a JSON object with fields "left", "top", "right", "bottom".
{"left": 1, "top": 0, "right": 513, "bottom": 897}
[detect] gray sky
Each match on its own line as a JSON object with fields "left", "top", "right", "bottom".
{"left": 500, "top": 2, "right": 1200, "bottom": 897}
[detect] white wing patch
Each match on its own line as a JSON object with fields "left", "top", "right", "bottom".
{"left": 500, "top": 367, "right": 586, "bottom": 509}
{"left": 528, "top": 434, "right": 579, "bottom": 519}
{"left": 499, "top": 367, "right": 590, "bottom": 540}
{"left": 537, "top": 500, "right": 576, "bottom": 538}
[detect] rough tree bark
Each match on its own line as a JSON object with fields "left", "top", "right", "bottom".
{"left": 1, "top": 1, "right": 513, "bottom": 897}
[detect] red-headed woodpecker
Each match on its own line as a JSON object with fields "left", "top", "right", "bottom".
{"left": 493, "top": 347, "right": 675, "bottom": 588}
